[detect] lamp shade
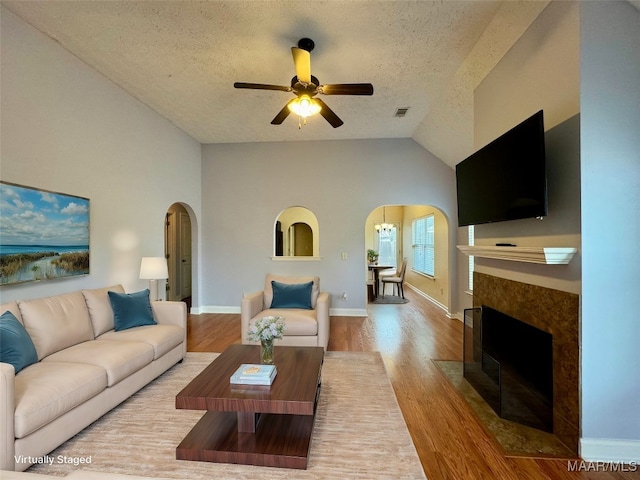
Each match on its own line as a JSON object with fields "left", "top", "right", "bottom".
{"left": 139, "top": 257, "right": 168, "bottom": 280}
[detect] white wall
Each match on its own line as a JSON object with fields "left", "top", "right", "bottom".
{"left": 580, "top": 0, "right": 640, "bottom": 462}
{"left": 200, "top": 139, "right": 457, "bottom": 315}
{"left": 0, "top": 7, "right": 202, "bottom": 304}
{"left": 469, "top": 0, "right": 581, "bottom": 295}
{"left": 463, "top": 0, "right": 640, "bottom": 462}
{"left": 456, "top": 1, "right": 581, "bottom": 315}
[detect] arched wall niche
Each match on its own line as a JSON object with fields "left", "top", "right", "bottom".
{"left": 273, "top": 206, "right": 320, "bottom": 260}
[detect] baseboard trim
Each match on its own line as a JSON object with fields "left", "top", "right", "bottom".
{"left": 330, "top": 308, "right": 368, "bottom": 317}
{"left": 404, "top": 283, "right": 453, "bottom": 317}
{"left": 194, "top": 306, "right": 241, "bottom": 314}
{"left": 580, "top": 437, "right": 640, "bottom": 463}
{"left": 191, "top": 306, "right": 367, "bottom": 317}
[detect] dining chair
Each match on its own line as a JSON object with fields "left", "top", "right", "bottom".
{"left": 381, "top": 258, "right": 407, "bottom": 298}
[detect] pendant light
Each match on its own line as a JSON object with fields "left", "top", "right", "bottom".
{"left": 374, "top": 206, "right": 395, "bottom": 233}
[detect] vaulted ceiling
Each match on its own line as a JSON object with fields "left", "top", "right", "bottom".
{"left": 2, "top": 1, "right": 566, "bottom": 167}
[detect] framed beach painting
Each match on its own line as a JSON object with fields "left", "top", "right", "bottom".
{"left": 0, "top": 181, "right": 90, "bottom": 285}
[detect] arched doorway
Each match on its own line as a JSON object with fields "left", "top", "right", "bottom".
{"left": 365, "top": 205, "right": 450, "bottom": 310}
{"left": 165, "top": 203, "right": 193, "bottom": 302}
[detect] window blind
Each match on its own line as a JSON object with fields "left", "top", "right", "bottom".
{"left": 412, "top": 214, "right": 434, "bottom": 276}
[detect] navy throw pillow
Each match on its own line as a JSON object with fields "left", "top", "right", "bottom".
{"left": 108, "top": 289, "right": 157, "bottom": 332}
{"left": 0, "top": 310, "right": 39, "bottom": 374}
{"left": 270, "top": 280, "right": 313, "bottom": 309}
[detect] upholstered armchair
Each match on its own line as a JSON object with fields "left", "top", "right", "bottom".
{"left": 241, "top": 274, "right": 330, "bottom": 350}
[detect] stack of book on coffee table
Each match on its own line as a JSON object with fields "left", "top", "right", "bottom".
{"left": 230, "top": 364, "right": 277, "bottom": 385}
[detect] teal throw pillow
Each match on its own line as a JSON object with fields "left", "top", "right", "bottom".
{"left": 270, "top": 280, "right": 313, "bottom": 309}
{"left": 108, "top": 289, "right": 157, "bottom": 332}
{"left": 0, "top": 310, "right": 39, "bottom": 374}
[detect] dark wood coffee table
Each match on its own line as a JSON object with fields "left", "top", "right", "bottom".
{"left": 175, "top": 344, "right": 324, "bottom": 469}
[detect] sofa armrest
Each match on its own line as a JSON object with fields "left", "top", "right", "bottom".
{"left": 151, "top": 301, "right": 187, "bottom": 358}
{"left": 241, "top": 291, "right": 265, "bottom": 343}
{"left": 0, "top": 362, "right": 16, "bottom": 471}
{"left": 316, "top": 292, "right": 330, "bottom": 350}
{"left": 151, "top": 301, "right": 187, "bottom": 329}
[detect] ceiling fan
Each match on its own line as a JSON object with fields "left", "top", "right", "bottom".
{"left": 234, "top": 38, "right": 374, "bottom": 128}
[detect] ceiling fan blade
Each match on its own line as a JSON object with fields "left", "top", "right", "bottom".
{"left": 314, "top": 98, "right": 344, "bottom": 128}
{"left": 321, "top": 83, "right": 374, "bottom": 95}
{"left": 234, "top": 82, "right": 291, "bottom": 92}
{"left": 291, "top": 47, "right": 311, "bottom": 84}
{"left": 271, "top": 99, "right": 296, "bottom": 125}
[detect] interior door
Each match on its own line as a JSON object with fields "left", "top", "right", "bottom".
{"left": 165, "top": 212, "right": 178, "bottom": 301}
{"left": 293, "top": 222, "right": 313, "bottom": 256}
{"left": 179, "top": 212, "right": 192, "bottom": 299}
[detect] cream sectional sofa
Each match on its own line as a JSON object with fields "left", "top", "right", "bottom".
{"left": 0, "top": 285, "right": 187, "bottom": 472}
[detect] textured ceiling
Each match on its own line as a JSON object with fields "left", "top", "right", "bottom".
{"left": 3, "top": 0, "right": 554, "bottom": 167}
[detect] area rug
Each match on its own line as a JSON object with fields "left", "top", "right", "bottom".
{"left": 433, "top": 360, "right": 574, "bottom": 458}
{"left": 370, "top": 296, "right": 409, "bottom": 305}
{"left": 29, "top": 352, "right": 426, "bottom": 479}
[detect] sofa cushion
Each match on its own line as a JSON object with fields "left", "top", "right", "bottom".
{"left": 98, "top": 324, "right": 184, "bottom": 360}
{"left": 270, "top": 280, "right": 313, "bottom": 309}
{"left": 254, "top": 308, "right": 318, "bottom": 336}
{"left": 264, "top": 274, "right": 319, "bottom": 309}
{"left": 14, "top": 361, "right": 107, "bottom": 438}
{"left": 0, "top": 311, "right": 38, "bottom": 374}
{"left": 18, "top": 291, "right": 94, "bottom": 360}
{"left": 108, "top": 290, "right": 157, "bottom": 331}
{"left": 0, "top": 300, "right": 23, "bottom": 324}
{"left": 42, "top": 340, "right": 154, "bottom": 387}
{"left": 82, "top": 284, "right": 125, "bottom": 337}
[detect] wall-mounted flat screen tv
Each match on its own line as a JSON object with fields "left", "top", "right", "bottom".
{"left": 456, "top": 110, "right": 547, "bottom": 227}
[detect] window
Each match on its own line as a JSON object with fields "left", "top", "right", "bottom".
{"left": 468, "top": 225, "right": 475, "bottom": 291}
{"left": 377, "top": 226, "right": 398, "bottom": 268}
{"left": 412, "top": 215, "right": 434, "bottom": 276}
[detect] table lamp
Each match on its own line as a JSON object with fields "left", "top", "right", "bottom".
{"left": 139, "top": 257, "right": 169, "bottom": 301}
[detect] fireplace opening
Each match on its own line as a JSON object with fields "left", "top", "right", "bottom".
{"left": 463, "top": 306, "right": 553, "bottom": 432}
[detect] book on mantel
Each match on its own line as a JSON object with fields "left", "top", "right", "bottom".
{"left": 230, "top": 364, "right": 277, "bottom": 386}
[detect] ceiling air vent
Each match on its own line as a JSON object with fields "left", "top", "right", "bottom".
{"left": 394, "top": 107, "right": 410, "bottom": 118}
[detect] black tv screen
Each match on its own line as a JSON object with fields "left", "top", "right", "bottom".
{"left": 456, "top": 110, "right": 547, "bottom": 227}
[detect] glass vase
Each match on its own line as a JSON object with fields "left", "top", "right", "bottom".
{"left": 260, "top": 338, "right": 274, "bottom": 364}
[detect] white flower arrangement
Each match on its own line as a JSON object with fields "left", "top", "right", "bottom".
{"left": 248, "top": 315, "right": 286, "bottom": 343}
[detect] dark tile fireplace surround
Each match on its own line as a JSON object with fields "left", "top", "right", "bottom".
{"left": 468, "top": 272, "right": 579, "bottom": 455}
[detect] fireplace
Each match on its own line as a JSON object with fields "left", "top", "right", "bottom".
{"left": 463, "top": 306, "right": 553, "bottom": 432}
{"left": 471, "top": 272, "right": 579, "bottom": 454}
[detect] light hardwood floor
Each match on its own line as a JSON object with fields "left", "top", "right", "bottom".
{"left": 187, "top": 288, "right": 639, "bottom": 480}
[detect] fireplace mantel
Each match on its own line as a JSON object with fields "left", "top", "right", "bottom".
{"left": 457, "top": 245, "right": 577, "bottom": 265}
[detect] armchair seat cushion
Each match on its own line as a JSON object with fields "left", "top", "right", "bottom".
{"left": 254, "top": 309, "right": 318, "bottom": 336}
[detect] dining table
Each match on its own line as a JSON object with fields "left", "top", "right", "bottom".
{"left": 367, "top": 264, "right": 394, "bottom": 298}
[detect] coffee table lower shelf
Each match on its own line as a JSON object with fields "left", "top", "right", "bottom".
{"left": 176, "top": 409, "right": 315, "bottom": 469}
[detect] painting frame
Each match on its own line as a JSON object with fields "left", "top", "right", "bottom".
{"left": 0, "top": 181, "right": 90, "bottom": 286}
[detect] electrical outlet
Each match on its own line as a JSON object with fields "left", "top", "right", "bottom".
{"left": 341, "top": 292, "right": 348, "bottom": 301}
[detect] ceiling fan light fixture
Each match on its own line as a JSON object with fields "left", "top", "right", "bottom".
{"left": 288, "top": 95, "right": 321, "bottom": 118}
